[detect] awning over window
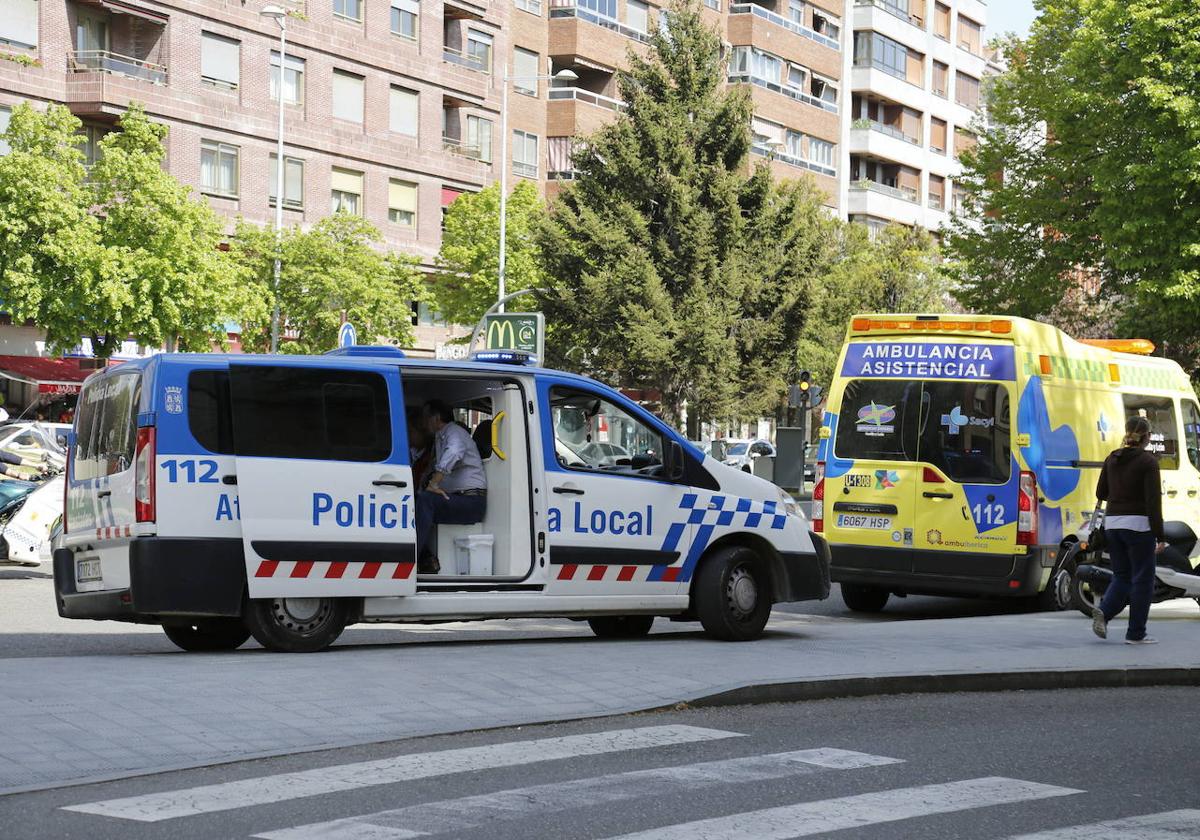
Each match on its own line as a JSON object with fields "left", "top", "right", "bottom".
{"left": 0, "top": 355, "right": 107, "bottom": 396}
{"left": 441, "top": 187, "right": 465, "bottom": 207}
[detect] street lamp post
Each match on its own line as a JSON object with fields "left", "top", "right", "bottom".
{"left": 261, "top": 4, "right": 288, "bottom": 354}
{"left": 497, "top": 66, "right": 577, "bottom": 312}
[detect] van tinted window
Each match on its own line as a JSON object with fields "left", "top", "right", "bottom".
{"left": 230, "top": 366, "right": 392, "bottom": 462}
{"left": 834, "top": 379, "right": 920, "bottom": 462}
{"left": 74, "top": 373, "right": 141, "bottom": 479}
{"left": 1123, "top": 394, "right": 1179, "bottom": 470}
{"left": 918, "top": 381, "right": 1011, "bottom": 484}
{"left": 188, "top": 370, "right": 234, "bottom": 454}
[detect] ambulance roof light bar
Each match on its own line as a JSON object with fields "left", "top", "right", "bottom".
{"left": 1078, "top": 338, "right": 1157, "bottom": 356}
{"left": 851, "top": 316, "right": 1012, "bottom": 334}
{"left": 471, "top": 349, "right": 536, "bottom": 365}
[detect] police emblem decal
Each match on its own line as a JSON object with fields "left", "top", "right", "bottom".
{"left": 164, "top": 386, "right": 183, "bottom": 415}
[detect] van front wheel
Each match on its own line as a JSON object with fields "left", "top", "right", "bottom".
{"left": 243, "top": 597, "right": 350, "bottom": 653}
{"left": 162, "top": 619, "right": 251, "bottom": 652}
{"left": 694, "top": 546, "right": 771, "bottom": 641}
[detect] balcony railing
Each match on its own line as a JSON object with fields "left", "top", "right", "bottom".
{"left": 749, "top": 143, "right": 836, "bottom": 179}
{"left": 851, "top": 118, "right": 921, "bottom": 146}
{"left": 547, "top": 86, "right": 626, "bottom": 111}
{"left": 850, "top": 179, "right": 919, "bottom": 203}
{"left": 703, "top": 0, "right": 720, "bottom": 9}
{"left": 854, "top": 0, "right": 920, "bottom": 27}
{"left": 548, "top": 3, "right": 651, "bottom": 44}
{"left": 512, "top": 161, "right": 538, "bottom": 179}
{"left": 727, "top": 4, "right": 839, "bottom": 51}
{"left": 548, "top": 169, "right": 579, "bottom": 180}
{"left": 853, "top": 57, "right": 918, "bottom": 86}
{"left": 443, "top": 136, "right": 486, "bottom": 160}
{"left": 928, "top": 194, "right": 945, "bottom": 210}
{"left": 727, "top": 73, "right": 838, "bottom": 114}
{"left": 70, "top": 50, "right": 168, "bottom": 85}
{"left": 442, "top": 45, "right": 489, "bottom": 73}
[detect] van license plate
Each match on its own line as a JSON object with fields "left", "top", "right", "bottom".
{"left": 76, "top": 558, "right": 102, "bottom": 583}
{"left": 836, "top": 514, "right": 892, "bottom": 530}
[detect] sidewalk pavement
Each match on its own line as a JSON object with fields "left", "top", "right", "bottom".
{"left": 0, "top": 605, "right": 1197, "bottom": 795}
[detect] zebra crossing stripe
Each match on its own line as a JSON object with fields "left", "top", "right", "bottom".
{"left": 597, "top": 776, "right": 1083, "bottom": 840}
{"left": 60, "top": 725, "right": 740, "bottom": 823}
{"left": 253, "top": 748, "right": 904, "bottom": 840}
{"left": 1003, "top": 809, "right": 1200, "bottom": 839}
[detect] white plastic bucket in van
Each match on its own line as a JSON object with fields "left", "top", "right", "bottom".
{"left": 454, "top": 535, "right": 494, "bottom": 576}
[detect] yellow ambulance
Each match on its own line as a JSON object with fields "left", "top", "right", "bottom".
{"left": 815, "top": 314, "right": 1200, "bottom": 612}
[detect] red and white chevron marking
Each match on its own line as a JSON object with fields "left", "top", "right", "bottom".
{"left": 555, "top": 564, "right": 678, "bottom": 582}
{"left": 254, "top": 560, "right": 416, "bottom": 580}
{"left": 95, "top": 526, "right": 133, "bottom": 540}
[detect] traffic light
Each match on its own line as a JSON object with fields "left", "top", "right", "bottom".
{"left": 797, "top": 370, "right": 811, "bottom": 406}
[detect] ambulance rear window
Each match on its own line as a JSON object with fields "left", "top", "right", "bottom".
{"left": 835, "top": 379, "right": 920, "bottom": 462}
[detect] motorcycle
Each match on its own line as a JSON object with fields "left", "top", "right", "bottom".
{"left": 1068, "top": 509, "right": 1200, "bottom": 616}
{"left": 0, "top": 465, "right": 64, "bottom": 567}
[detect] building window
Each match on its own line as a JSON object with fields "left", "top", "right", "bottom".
{"left": 390, "top": 85, "right": 419, "bottom": 136}
{"left": 270, "top": 52, "right": 305, "bottom": 105}
{"left": 200, "top": 140, "right": 239, "bottom": 198}
{"left": 810, "top": 73, "right": 837, "bottom": 106}
{"left": 626, "top": 0, "right": 648, "bottom": 34}
{"left": 78, "top": 123, "right": 107, "bottom": 167}
{"left": 956, "top": 71, "right": 981, "bottom": 109}
{"left": 808, "top": 137, "right": 834, "bottom": 169}
{"left": 0, "top": 105, "right": 11, "bottom": 156}
{"left": 200, "top": 32, "right": 240, "bottom": 90}
{"left": 932, "top": 60, "right": 948, "bottom": 97}
{"left": 928, "top": 174, "right": 945, "bottom": 210}
{"left": 512, "top": 129, "right": 538, "bottom": 178}
{"left": 333, "top": 0, "right": 362, "bottom": 22}
{"left": 331, "top": 167, "right": 363, "bottom": 215}
{"left": 958, "top": 15, "right": 982, "bottom": 55}
{"left": 391, "top": 0, "right": 418, "bottom": 40}
{"left": 388, "top": 179, "right": 417, "bottom": 227}
{"left": 547, "top": 135, "right": 573, "bottom": 176}
{"left": 933, "top": 2, "right": 950, "bottom": 40}
{"left": 812, "top": 9, "right": 839, "bottom": 40}
{"left": 930, "top": 116, "right": 947, "bottom": 153}
{"left": 268, "top": 154, "right": 304, "bottom": 209}
{"left": 786, "top": 0, "right": 803, "bottom": 26}
{"left": 954, "top": 127, "right": 978, "bottom": 160}
{"left": 786, "top": 63, "right": 807, "bottom": 91}
{"left": 332, "top": 70, "right": 365, "bottom": 123}
{"left": 466, "top": 114, "right": 492, "bottom": 162}
{"left": 579, "top": 0, "right": 616, "bottom": 20}
{"left": 1, "top": 0, "right": 38, "bottom": 49}
{"left": 466, "top": 30, "right": 492, "bottom": 73}
{"left": 513, "top": 47, "right": 539, "bottom": 95}
{"left": 514, "top": 0, "right": 542, "bottom": 15}
{"left": 854, "top": 32, "right": 909, "bottom": 81}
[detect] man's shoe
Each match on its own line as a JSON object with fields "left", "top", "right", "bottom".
{"left": 1091, "top": 609, "right": 1107, "bottom": 640}
{"left": 1125, "top": 636, "right": 1158, "bottom": 645}
{"left": 418, "top": 554, "right": 441, "bottom": 575}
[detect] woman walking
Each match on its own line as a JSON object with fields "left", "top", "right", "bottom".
{"left": 1091, "top": 416, "right": 1165, "bottom": 644}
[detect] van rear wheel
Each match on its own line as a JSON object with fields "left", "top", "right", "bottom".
{"left": 588, "top": 616, "right": 654, "bottom": 639}
{"left": 694, "top": 546, "right": 771, "bottom": 641}
{"left": 162, "top": 619, "right": 251, "bottom": 652}
{"left": 840, "top": 583, "right": 890, "bottom": 613}
{"left": 243, "top": 597, "right": 350, "bottom": 653}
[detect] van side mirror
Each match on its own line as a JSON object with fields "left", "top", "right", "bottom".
{"left": 664, "top": 440, "right": 686, "bottom": 481}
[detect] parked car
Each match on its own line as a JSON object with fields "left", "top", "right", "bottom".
{"left": 721, "top": 438, "right": 775, "bottom": 473}
{"left": 803, "top": 443, "right": 819, "bottom": 483}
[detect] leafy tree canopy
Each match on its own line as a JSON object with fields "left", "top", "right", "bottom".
{"left": 231, "top": 213, "right": 425, "bottom": 354}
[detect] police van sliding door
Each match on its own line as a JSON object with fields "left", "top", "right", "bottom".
{"left": 229, "top": 361, "right": 417, "bottom": 599}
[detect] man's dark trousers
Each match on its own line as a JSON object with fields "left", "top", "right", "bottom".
{"left": 415, "top": 490, "right": 487, "bottom": 561}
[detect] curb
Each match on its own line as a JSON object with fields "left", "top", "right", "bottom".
{"left": 685, "top": 667, "right": 1200, "bottom": 707}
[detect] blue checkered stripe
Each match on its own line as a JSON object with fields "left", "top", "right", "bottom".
{"left": 647, "top": 494, "right": 788, "bottom": 583}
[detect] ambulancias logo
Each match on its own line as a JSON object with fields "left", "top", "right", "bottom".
{"left": 926, "top": 529, "right": 943, "bottom": 545}
{"left": 856, "top": 402, "right": 896, "bottom": 426}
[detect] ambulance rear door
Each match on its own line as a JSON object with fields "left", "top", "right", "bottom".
{"left": 827, "top": 378, "right": 922, "bottom": 571}
{"left": 228, "top": 360, "right": 416, "bottom": 599}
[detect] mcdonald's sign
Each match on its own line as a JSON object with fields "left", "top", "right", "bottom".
{"left": 484, "top": 313, "right": 543, "bottom": 360}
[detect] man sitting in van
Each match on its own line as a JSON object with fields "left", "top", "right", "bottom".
{"left": 415, "top": 400, "right": 487, "bottom": 574}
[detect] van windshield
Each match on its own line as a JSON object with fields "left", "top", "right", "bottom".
{"left": 835, "top": 379, "right": 1011, "bottom": 484}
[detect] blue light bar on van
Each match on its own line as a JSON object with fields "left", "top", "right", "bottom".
{"left": 471, "top": 350, "right": 535, "bottom": 365}
{"left": 323, "top": 346, "right": 407, "bottom": 358}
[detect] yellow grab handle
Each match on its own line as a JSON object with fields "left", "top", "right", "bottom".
{"left": 491, "top": 410, "right": 507, "bottom": 461}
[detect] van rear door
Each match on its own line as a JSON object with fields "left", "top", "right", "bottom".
{"left": 827, "top": 378, "right": 921, "bottom": 570}
{"left": 228, "top": 360, "right": 416, "bottom": 598}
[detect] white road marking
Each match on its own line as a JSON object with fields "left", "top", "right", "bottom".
{"left": 598, "top": 776, "right": 1083, "bottom": 840}
{"left": 253, "top": 748, "right": 904, "bottom": 840}
{"left": 62, "top": 725, "right": 739, "bottom": 823}
{"left": 1005, "top": 809, "right": 1200, "bottom": 839}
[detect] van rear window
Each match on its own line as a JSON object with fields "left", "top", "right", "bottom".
{"left": 835, "top": 379, "right": 1012, "bottom": 484}
{"left": 188, "top": 370, "right": 234, "bottom": 454}
{"left": 74, "top": 373, "right": 141, "bottom": 480}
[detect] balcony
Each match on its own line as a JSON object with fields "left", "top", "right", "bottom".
{"left": 852, "top": 179, "right": 918, "bottom": 203}
{"left": 851, "top": 118, "right": 919, "bottom": 146}
{"left": 70, "top": 49, "right": 167, "bottom": 85}
{"left": 727, "top": 4, "right": 839, "bottom": 52}
{"left": 848, "top": 181, "right": 929, "bottom": 227}
{"left": 548, "top": 1, "right": 651, "bottom": 43}
{"left": 443, "top": 136, "right": 486, "bottom": 160}
{"left": 547, "top": 86, "right": 625, "bottom": 111}
{"left": 442, "top": 45, "right": 488, "bottom": 73}
{"left": 547, "top": 86, "right": 623, "bottom": 136}
{"left": 512, "top": 161, "right": 538, "bottom": 179}
{"left": 749, "top": 143, "right": 835, "bottom": 179}
{"left": 854, "top": 0, "right": 921, "bottom": 29}
{"left": 728, "top": 73, "right": 838, "bottom": 115}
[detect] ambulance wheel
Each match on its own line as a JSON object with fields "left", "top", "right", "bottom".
{"left": 161, "top": 619, "right": 251, "bottom": 652}
{"left": 587, "top": 615, "right": 655, "bottom": 638}
{"left": 694, "top": 546, "right": 771, "bottom": 641}
{"left": 243, "top": 597, "right": 350, "bottom": 653}
{"left": 840, "top": 583, "right": 890, "bottom": 613}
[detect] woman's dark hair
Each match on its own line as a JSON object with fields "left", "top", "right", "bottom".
{"left": 1123, "top": 415, "right": 1151, "bottom": 448}
{"left": 423, "top": 399, "right": 455, "bottom": 424}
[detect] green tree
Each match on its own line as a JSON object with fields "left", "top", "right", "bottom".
{"left": 946, "top": 0, "right": 1200, "bottom": 372}
{"left": 0, "top": 103, "right": 258, "bottom": 358}
{"left": 232, "top": 213, "right": 424, "bottom": 354}
{"left": 539, "top": 0, "right": 838, "bottom": 432}
{"left": 434, "top": 181, "right": 546, "bottom": 326}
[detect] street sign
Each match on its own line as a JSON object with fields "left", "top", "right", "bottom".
{"left": 338, "top": 322, "right": 358, "bottom": 349}
{"left": 484, "top": 312, "right": 544, "bottom": 361}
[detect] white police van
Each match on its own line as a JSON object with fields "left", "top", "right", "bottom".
{"left": 53, "top": 348, "right": 830, "bottom": 652}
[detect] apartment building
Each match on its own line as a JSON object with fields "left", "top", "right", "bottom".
{"left": 845, "top": 0, "right": 987, "bottom": 235}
